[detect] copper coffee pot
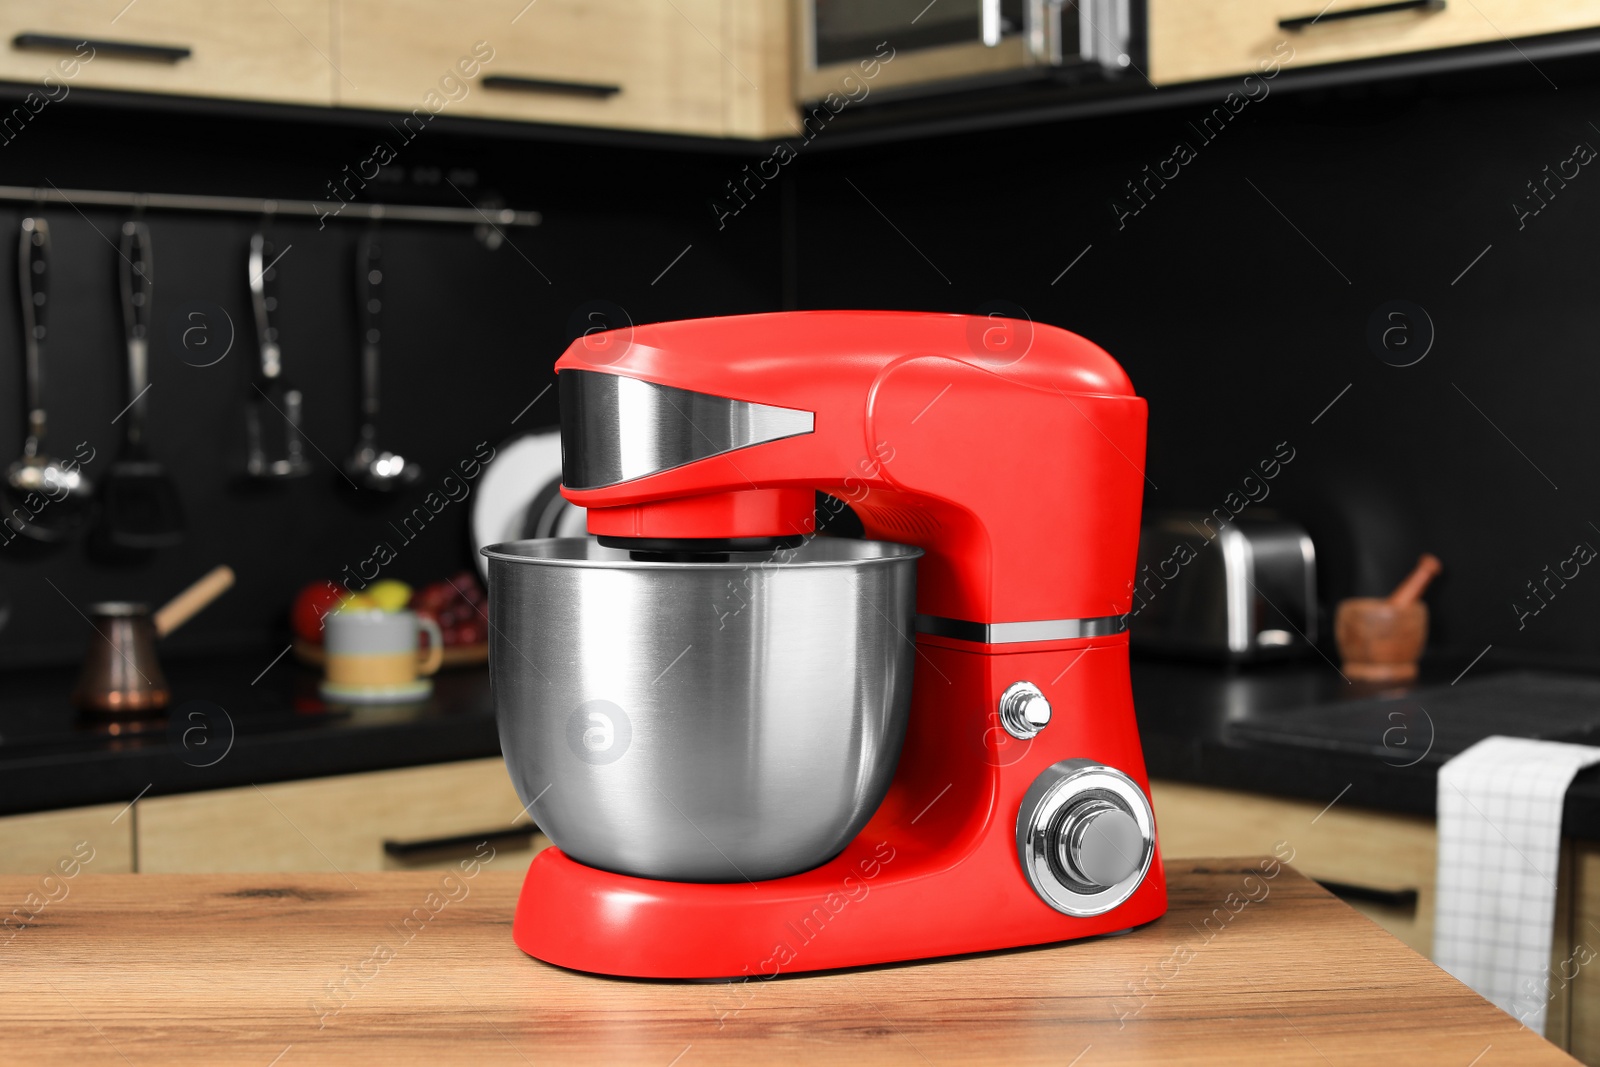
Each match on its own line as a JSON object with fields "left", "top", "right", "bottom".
{"left": 73, "top": 565, "right": 235, "bottom": 714}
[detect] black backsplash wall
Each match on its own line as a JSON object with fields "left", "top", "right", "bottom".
{"left": 792, "top": 56, "right": 1600, "bottom": 670}
{"left": 0, "top": 102, "right": 784, "bottom": 667}
{"left": 6, "top": 53, "right": 1600, "bottom": 671}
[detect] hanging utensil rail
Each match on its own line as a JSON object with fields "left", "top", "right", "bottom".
{"left": 0, "top": 184, "right": 539, "bottom": 227}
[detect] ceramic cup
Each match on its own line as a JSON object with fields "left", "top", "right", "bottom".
{"left": 324, "top": 609, "right": 443, "bottom": 688}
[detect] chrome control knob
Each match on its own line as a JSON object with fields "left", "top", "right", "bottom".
{"left": 998, "top": 681, "right": 1051, "bottom": 740}
{"left": 1016, "top": 760, "right": 1155, "bottom": 916}
{"left": 1058, "top": 800, "right": 1142, "bottom": 888}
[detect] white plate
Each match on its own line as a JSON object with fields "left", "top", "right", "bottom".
{"left": 320, "top": 678, "right": 433, "bottom": 704}
{"left": 471, "top": 430, "right": 588, "bottom": 579}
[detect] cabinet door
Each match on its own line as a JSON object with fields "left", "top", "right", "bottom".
{"left": 1560, "top": 845, "right": 1600, "bottom": 1059}
{"left": 723, "top": 0, "right": 794, "bottom": 139}
{"left": 335, "top": 0, "right": 729, "bottom": 137}
{"left": 1151, "top": 779, "right": 1439, "bottom": 956}
{"left": 136, "top": 758, "right": 550, "bottom": 875}
{"left": 0, "top": 0, "right": 335, "bottom": 106}
{"left": 1149, "top": 0, "right": 1600, "bottom": 85}
{"left": 0, "top": 802, "right": 134, "bottom": 875}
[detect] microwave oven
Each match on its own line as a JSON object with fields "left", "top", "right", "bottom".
{"left": 795, "top": 0, "right": 1135, "bottom": 104}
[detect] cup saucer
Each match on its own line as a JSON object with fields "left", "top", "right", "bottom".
{"left": 319, "top": 678, "right": 433, "bottom": 704}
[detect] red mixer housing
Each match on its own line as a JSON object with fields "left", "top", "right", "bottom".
{"left": 517, "top": 310, "right": 1165, "bottom": 977}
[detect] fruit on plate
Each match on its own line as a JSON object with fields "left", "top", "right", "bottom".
{"left": 337, "top": 592, "right": 377, "bottom": 613}
{"left": 291, "top": 581, "right": 347, "bottom": 643}
{"left": 366, "top": 579, "right": 413, "bottom": 613}
{"left": 293, "top": 573, "right": 487, "bottom": 649}
{"left": 411, "top": 571, "right": 488, "bottom": 646}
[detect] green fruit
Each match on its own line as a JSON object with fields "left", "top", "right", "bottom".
{"left": 367, "top": 580, "right": 413, "bottom": 613}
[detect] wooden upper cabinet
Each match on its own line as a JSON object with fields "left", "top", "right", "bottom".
{"left": 0, "top": 0, "right": 335, "bottom": 105}
{"left": 0, "top": 1, "right": 796, "bottom": 138}
{"left": 1149, "top": 0, "right": 1600, "bottom": 85}
{"left": 335, "top": 0, "right": 763, "bottom": 138}
{"left": 722, "top": 0, "right": 795, "bottom": 140}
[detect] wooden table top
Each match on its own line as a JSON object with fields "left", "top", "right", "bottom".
{"left": 3, "top": 857, "right": 1573, "bottom": 1065}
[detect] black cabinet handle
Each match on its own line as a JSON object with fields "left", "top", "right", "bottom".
{"left": 482, "top": 75, "right": 620, "bottom": 98}
{"left": 1279, "top": 0, "right": 1445, "bottom": 32}
{"left": 1315, "top": 878, "right": 1420, "bottom": 910}
{"left": 13, "top": 32, "right": 191, "bottom": 63}
{"left": 382, "top": 824, "right": 538, "bottom": 859}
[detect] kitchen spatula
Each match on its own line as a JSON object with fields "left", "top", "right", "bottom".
{"left": 101, "top": 220, "right": 184, "bottom": 549}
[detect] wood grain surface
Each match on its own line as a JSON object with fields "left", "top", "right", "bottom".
{"left": 2, "top": 858, "right": 1574, "bottom": 1065}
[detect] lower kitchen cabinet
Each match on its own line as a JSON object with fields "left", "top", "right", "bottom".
{"left": 136, "top": 758, "right": 549, "bottom": 875}
{"left": 1151, "top": 779, "right": 1439, "bottom": 955}
{"left": 1560, "top": 846, "right": 1600, "bottom": 1062}
{"left": 0, "top": 802, "right": 135, "bottom": 876}
{"left": 1153, "top": 780, "right": 1587, "bottom": 1055}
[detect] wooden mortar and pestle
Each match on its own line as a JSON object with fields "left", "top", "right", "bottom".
{"left": 72, "top": 565, "right": 236, "bottom": 714}
{"left": 1334, "top": 554, "right": 1441, "bottom": 683}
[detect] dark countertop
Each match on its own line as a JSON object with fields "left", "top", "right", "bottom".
{"left": 1133, "top": 655, "right": 1600, "bottom": 840}
{"left": 0, "top": 650, "right": 499, "bottom": 817}
{"left": 8, "top": 644, "right": 1600, "bottom": 841}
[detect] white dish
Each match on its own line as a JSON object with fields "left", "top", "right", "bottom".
{"left": 319, "top": 678, "right": 433, "bottom": 704}
{"left": 471, "top": 430, "right": 588, "bottom": 580}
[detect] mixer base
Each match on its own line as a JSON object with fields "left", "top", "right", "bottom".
{"left": 512, "top": 838, "right": 1166, "bottom": 979}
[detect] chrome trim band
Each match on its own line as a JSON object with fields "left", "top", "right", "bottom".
{"left": 913, "top": 614, "right": 1128, "bottom": 644}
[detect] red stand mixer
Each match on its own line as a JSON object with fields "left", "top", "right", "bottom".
{"left": 482, "top": 310, "right": 1165, "bottom": 978}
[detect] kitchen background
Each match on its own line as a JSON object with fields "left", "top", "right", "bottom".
{"left": 1, "top": 21, "right": 1593, "bottom": 672}
{"left": 0, "top": 108, "right": 785, "bottom": 666}
{"left": 9, "top": 0, "right": 1600, "bottom": 1057}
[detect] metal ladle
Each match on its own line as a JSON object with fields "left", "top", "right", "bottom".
{"left": 343, "top": 233, "right": 419, "bottom": 491}
{"left": 6, "top": 218, "right": 92, "bottom": 533}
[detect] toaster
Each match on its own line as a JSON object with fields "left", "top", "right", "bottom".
{"left": 1128, "top": 513, "right": 1318, "bottom": 662}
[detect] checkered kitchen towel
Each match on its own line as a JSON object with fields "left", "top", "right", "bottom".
{"left": 1434, "top": 735, "right": 1600, "bottom": 1035}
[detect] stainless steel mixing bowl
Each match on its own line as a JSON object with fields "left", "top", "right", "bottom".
{"left": 483, "top": 536, "right": 921, "bottom": 882}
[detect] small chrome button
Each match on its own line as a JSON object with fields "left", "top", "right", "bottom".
{"left": 1017, "top": 760, "right": 1154, "bottom": 916}
{"left": 998, "top": 680, "right": 1051, "bottom": 740}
